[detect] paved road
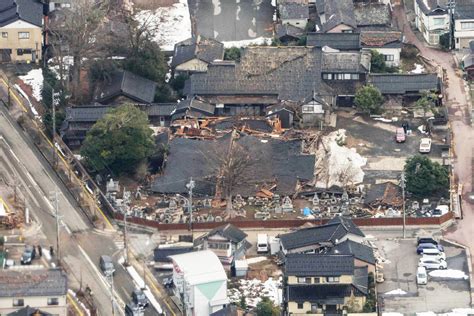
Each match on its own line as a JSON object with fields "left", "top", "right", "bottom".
{"left": 394, "top": 0, "right": 474, "bottom": 290}
{"left": 0, "top": 105, "right": 161, "bottom": 315}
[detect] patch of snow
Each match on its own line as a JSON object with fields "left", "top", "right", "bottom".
{"left": 385, "top": 288, "right": 407, "bottom": 295}
{"left": 135, "top": 0, "right": 192, "bottom": 51}
{"left": 445, "top": 308, "right": 474, "bottom": 316}
{"left": 125, "top": 266, "right": 163, "bottom": 314}
{"left": 374, "top": 117, "right": 393, "bottom": 123}
{"left": 271, "top": 0, "right": 276, "bottom": 6}
{"left": 428, "top": 269, "right": 468, "bottom": 280}
{"left": 417, "top": 312, "right": 437, "bottom": 316}
{"left": 246, "top": 256, "right": 268, "bottom": 264}
{"left": 19, "top": 69, "right": 43, "bottom": 102}
{"left": 315, "top": 129, "right": 367, "bottom": 188}
{"left": 382, "top": 313, "right": 404, "bottom": 316}
{"left": 14, "top": 84, "right": 39, "bottom": 117}
{"left": 411, "top": 63, "right": 425, "bottom": 74}
{"left": 228, "top": 277, "right": 282, "bottom": 307}
{"left": 222, "top": 37, "right": 272, "bottom": 48}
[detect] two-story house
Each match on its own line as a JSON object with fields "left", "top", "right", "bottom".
{"left": 328, "top": 239, "right": 376, "bottom": 275}
{"left": 414, "top": 0, "right": 449, "bottom": 45}
{"left": 279, "top": 2, "right": 309, "bottom": 29}
{"left": 0, "top": 0, "right": 43, "bottom": 63}
{"left": 196, "top": 224, "right": 251, "bottom": 271}
{"left": 0, "top": 269, "right": 67, "bottom": 315}
{"left": 285, "top": 254, "right": 368, "bottom": 315}
{"left": 453, "top": 0, "right": 474, "bottom": 49}
{"left": 360, "top": 31, "right": 403, "bottom": 67}
{"left": 169, "top": 250, "right": 229, "bottom": 316}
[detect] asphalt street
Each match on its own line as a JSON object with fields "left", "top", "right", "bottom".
{"left": 0, "top": 105, "right": 160, "bottom": 315}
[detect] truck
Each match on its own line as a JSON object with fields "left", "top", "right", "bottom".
{"left": 257, "top": 234, "right": 268, "bottom": 253}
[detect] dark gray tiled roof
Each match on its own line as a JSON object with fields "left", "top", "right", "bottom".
{"left": 329, "top": 240, "right": 375, "bottom": 265}
{"left": 353, "top": 266, "right": 369, "bottom": 295}
{"left": 93, "top": 71, "right": 157, "bottom": 104}
{"left": 0, "top": 0, "right": 43, "bottom": 27}
{"left": 454, "top": 0, "right": 474, "bottom": 19}
{"left": 286, "top": 254, "right": 354, "bottom": 276}
{"left": 323, "top": 0, "right": 357, "bottom": 32}
{"left": 279, "top": 223, "right": 350, "bottom": 250}
{"left": 154, "top": 246, "right": 193, "bottom": 262}
{"left": 315, "top": 0, "right": 325, "bottom": 14}
{"left": 464, "top": 54, "right": 474, "bottom": 68}
{"left": 307, "top": 32, "right": 361, "bottom": 50}
{"left": 207, "top": 224, "right": 248, "bottom": 243}
{"left": 7, "top": 306, "right": 52, "bottom": 316}
{"left": 171, "top": 36, "right": 224, "bottom": 68}
{"left": 288, "top": 284, "right": 366, "bottom": 303}
{"left": 279, "top": 3, "right": 309, "bottom": 20}
{"left": 275, "top": 23, "right": 305, "bottom": 40}
{"left": 0, "top": 269, "right": 67, "bottom": 297}
{"left": 151, "top": 133, "right": 315, "bottom": 196}
{"left": 147, "top": 103, "right": 177, "bottom": 116}
{"left": 64, "top": 105, "right": 111, "bottom": 122}
{"left": 368, "top": 73, "right": 440, "bottom": 94}
{"left": 322, "top": 51, "right": 371, "bottom": 73}
{"left": 354, "top": 3, "right": 391, "bottom": 27}
{"left": 360, "top": 31, "right": 402, "bottom": 48}
{"left": 327, "top": 216, "right": 365, "bottom": 237}
{"left": 415, "top": 0, "right": 448, "bottom": 15}
{"left": 172, "top": 98, "right": 216, "bottom": 119}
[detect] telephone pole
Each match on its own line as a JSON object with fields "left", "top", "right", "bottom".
{"left": 123, "top": 190, "right": 130, "bottom": 266}
{"left": 401, "top": 172, "right": 406, "bottom": 239}
{"left": 50, "top": 189, "right": 61, "bottom": 263}
{"left": 186, "top": 178, "right": 195, "bottom": 231}
{"left": 52, "top": 89, "right": 56, "bottom": 168}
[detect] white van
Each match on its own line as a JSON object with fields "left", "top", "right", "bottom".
{"left": 257, "top": 234, "right": 268, "bottom": 253}
{"left": 417, "top": 266, "right": 428, "bottom": 285}
{"left": 422, "top": 248, "right": 446, "bottom": 261}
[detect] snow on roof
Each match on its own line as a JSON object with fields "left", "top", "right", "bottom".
{"left": 170, "top": 250, "right": 227, "bottom": 285}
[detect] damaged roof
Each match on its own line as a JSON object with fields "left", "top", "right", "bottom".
{"left": 364, "top": 182, "right": 403, "bottom": 207}
{"left": 322, "top": 51, "right": 371, "bottom": 73}
{"left": 172, "top": 98, "right": 216, "bottom": 120}
{"left": 171, "top": 36, "right": 224, "bottom": 68}
{"left": 354, "top": 3, "right": 392, "bottom": 27}
{"left": 151, "top": 133, "right": 315, "bottom": 196}
{"left": 207, "top": 224, "right": 248, "bottom": 243}
{"left": 361, "top": 31, "right": 402, "bottom": 48}
{"left": 93, "top": 70, "right": 157, "bottom": 104}
{"left": 369, "top": 73, "right": 440, "bottom": 94}
{"left": 307, "top": 32, "right": 361, "bottom": 50}
{"left": 323, "top": 0, "right": 357, "bottom": 32}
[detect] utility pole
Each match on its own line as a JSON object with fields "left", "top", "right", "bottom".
{"left": 186, "top": 178, "right": 195, "bottom": 231}
{"left": 401, "top": 172, "right": 406, "bottom": 239}
{"left": 123, "top": 190, "right": 130, "bottom": 266}
{"left": 51, "top": 189, "right": 61, "bottom": 264}
{"left": 52, "top": 88, "right": 56, "bottom": 169}
{"left": 110, "top": 276, "right": 115, "bottom": 316}
{"left": 448, "top": 0, "right": 456, "bottom": 50}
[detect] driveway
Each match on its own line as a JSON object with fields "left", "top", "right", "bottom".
{"left": 188, "top": 0, "right": 274, "bottom": 42}
{"left": 393, "top": 1, "right": 474, "bottom": 276}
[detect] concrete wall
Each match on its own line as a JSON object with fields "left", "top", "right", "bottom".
{"left": 454, "top": 19, "right": 474, "bottom": 49}
{"left": 0, "top": 20, "right": 43, "bottom": 62}
{"left": 282, "top": 19, "right": 308, "bottom": 29}
{"left": 0, "top": 295, "right": 67, "bottom": 315}
{"left": 374, "top": 47, "right": 401, "bottom": 67}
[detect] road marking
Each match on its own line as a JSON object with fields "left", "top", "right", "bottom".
{"left": 61, "top": 220, "right": 72, "bottom": 235}
{"left": 67, "top": 292, "right": 84, "bottom": 316}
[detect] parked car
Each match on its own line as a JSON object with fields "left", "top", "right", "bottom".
{"left": 418, "top": 257, "right": 447, "bottom": 270}
{"left": 99, "top": 255, "right": 115, "bottom": 276}
{"left": 21, "top": 245, "right": 36, "bottom": 265}
{"left": 132, "top": 289, "right": 148, "bottom": 309}
{"left": 417, "top": 243, "right": 444, "bottom": 254}
{"left": 257, "top": 234, "right": 268, "bottom": 253}
{"left": 422, "top": 248, "right": 446, "bottom": 261}
{"left": 395, "top": 128, "right": 406, "bottom": 143}
{"left": 163, "top": 277, "right": 173, "bottom": 288}
{"left": 417, "top": 266, "right": 428, "bottom": 285}
{"left": 417, "top": 237, "right": 438, "bottom": 246}
{"left": 419, "top": 138, "right": 432, "bottom": 153}
{"left": 125, "top": 302, "right": 143, "bottom": 316}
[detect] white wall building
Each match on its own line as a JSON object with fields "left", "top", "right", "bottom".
{"left": 414, "top": 0, "right": 449, "bottom": 46}
{"left": 170, "top": 250, "right": 229, "bottom": 316}
{"left": 453, "top": 1, "right": 474, "bottom": 50}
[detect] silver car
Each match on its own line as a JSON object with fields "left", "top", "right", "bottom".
{"left": 418, "top": 257, "right": 447, "bottom": 270}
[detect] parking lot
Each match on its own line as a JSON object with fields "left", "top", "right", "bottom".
{"left": 375, "top": 237, "right": 471, "bottom": 314}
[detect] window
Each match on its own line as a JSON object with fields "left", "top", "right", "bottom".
{"left": 326, "top": 276, "right": 340, "bottom": 283}
{"left": 1, "top": 32, "right": 7, "bottom": 38}
{"left": 343, "top": 73, "right": 351, "bottom": 80}
{"left": 297, "top": 277, "right": 306, "bottom": 283}
{"left": 342, "top": 29, "right": 353, "bottom": 33}
{"left": 302, "top": 105, "right": 314, "bottom": 113}
{"left": 297, "top": 302, "right": 304, "bottom": 309}
{"left": 207, "top": 242, "right": 229, "bottom": 250}
{"left": 384, "top": 55, "right": 395, "bottom": 61}
{"left": 314, "top": 277, "right": 320, "bottom": 283}
{"left": 18, "top": 32, "right": 29, "bottom": 39}
{"left": 13, "top": 298, "right": 24, "bottom": 307}
{"left": 322, "top": 73, "right": 333, "bottom": 80}
{"left": 432, "top": 18, "right": 445, "bottom": 26}
{"left": 351, "top": 74, "right": 359, "bottom": 80}
{"left": 17, "top": 49, "right": 32, "bottom": 56}
{"left": 305, "top": 277, "right": 312, "bottom": 284}
{"left": 461, "top": 22, "right": 474, "bottom": 30}
{"left": 48, "top": 297, "right": 59, "bottom": 305}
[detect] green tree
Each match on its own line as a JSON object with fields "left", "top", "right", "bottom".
{"left": 123, "top": 40, "right": 167, "bottom": 82}
{"left": 80, "top": 104, "right": 154, "bottom": 175}
{"left": 404, "top": 155, "right": 449, "bottom": 197}
{"left": 224, "top": 47, "right": 241, "bottom": 62}
{"left": 354, "top": 85, "right": 384, "bottom": 115}
{"left": 43, "top": 109, "right": 65, "bottom": 138}
{"left": 255, "top": 297, "right": 280, "bottom": 316}
{"left": 415, "top": 91, "right": 437, "bottom": 122}
{"left": 439, "top": 32, "right": 450, "bottom": 50}
{"left": 370, "top": 50, "right": 387, "bottom": 73}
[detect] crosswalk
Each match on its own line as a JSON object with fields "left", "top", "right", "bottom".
{"left": 113, "top": 234, "right": 125, "bottom": 250}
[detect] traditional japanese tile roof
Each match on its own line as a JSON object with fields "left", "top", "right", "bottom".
{"left": 322, "top": 51, "right": 371, "bottom": 73}
{"left": 279, "top": 2, "right": 309, "bottom": 20}
{"left": 207, "top": 224, "right": 248, "bottom": 243}
{"left": 329, "top": 240, "right": 376, "bottom": 265}
{"left": 307, "top": 32, "right": 361, "bottom": 50}
{"left": 323, "top": 0, "right": 357, "bottom": 32}
{"left": 360, "top": 31, "right": 402, "bottom": 48}
{"left": 354, "top": 3, "right": 391, "bottom": 27}
{"left": 285, "top": 254, "right": 354, "bottom": 276}
{"left": 454, "top": 0, "right": 474, "bottom": 20}
{"left": 0, "top": 0, "right": 43, "bottom": 27}
{"left": 368, "top": 73, "right": 440, "bottom": 94}
{"left": 0, "top": 269, "right": 67, "bottom": 297}
{"left": 171, "top": 36, "right": 224, "bottom": 68}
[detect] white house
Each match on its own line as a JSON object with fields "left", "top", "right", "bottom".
{"left": 0, "top": 269, "right": 67, "bottom": 315}
{"left": 169, "top": 250, "right": 229, "bottom": 316}
{"left": 453, "top": 0, "right": 474, "bottom": 49}
{"left": 414, "top": 0, "right": 449, "bottom": 46}
{"left": 361, "top": 31, "right": 403, "bottom": 67}
{"left": 279, "top": 2, "right": 309, "bottom": 29}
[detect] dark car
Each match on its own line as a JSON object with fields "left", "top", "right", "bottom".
{"left": 417, "top": 237, "right": 438, "bottom": 246}
{"left": 163, "top": 277, "right": 173, "bottom": 288}
{"left": 132, "top": 289, "right": 148, "bottom": 309}
{"left": 125, "top": 302, "right": 143, "bottom": 316}
{"left": 417, "top": 243, "right": 444, "bottom": 254}
{"left": 21, "top": 245, "right": 36, "bottom": 265}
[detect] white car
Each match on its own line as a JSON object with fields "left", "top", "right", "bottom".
{"left": 417, "top": 266, "right": 428, "bottom": 285}
{"left": 422, "top": 248, "right": 446, "bottom": 261}
{"left": 418, "top": 257, "right": 447, "bottom": 270}
{"left": 419, "top": 138, "right": 432, "bottom": 153}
